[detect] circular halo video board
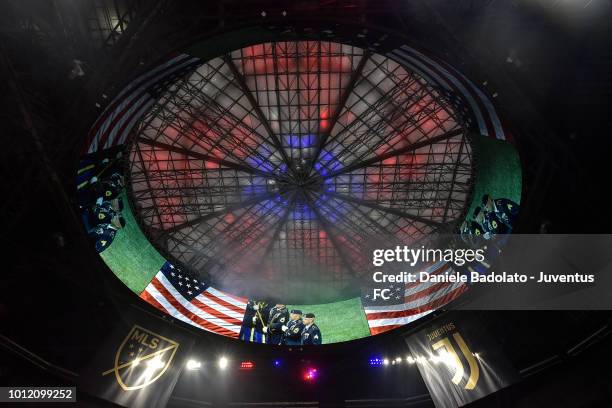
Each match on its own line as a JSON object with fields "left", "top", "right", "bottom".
{"left": 76, "top": 30, "right": 521, "bottom": 345}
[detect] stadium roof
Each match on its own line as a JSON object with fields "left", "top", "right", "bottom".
{"left": 128, "top": 41, "right": 473, "bottom": 302}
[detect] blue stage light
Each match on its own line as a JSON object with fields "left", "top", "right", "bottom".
{"left": 273, "top": 359, "right": 282, "bottom": 368}
{"left": 284, "top": 134, "right": 316, "bottom": 148}
{"left": 369, "top": 357, "right": 384, "bottom": 366}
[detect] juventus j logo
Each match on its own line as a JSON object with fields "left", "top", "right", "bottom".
{"left": 432, "top": 332, "right": 480, "bottom": 390}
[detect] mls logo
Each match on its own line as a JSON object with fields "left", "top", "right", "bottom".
{"left": 102, "top": 325, "right": 179, "bottom": 391}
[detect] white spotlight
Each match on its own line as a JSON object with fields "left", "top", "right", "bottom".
{"left": 407, "top": 356, "right": 415, "bottom": 364}
{"left": 143, "top": 355, "right": 165, "bottom": 380}
{"left": 438, "top": 350, "right": 456, "bottom": 367}
{"left": 383, "top": 358, "right": 390, "bottom": 366}
{"left": 218, "top": 356, "right": 229, "bottom": 370}
{"left": 395, "top": 357, "right": 402, "bottom": 363}
{"left": 147, "top": 356, "right": 165, "bottom": 370}
{"left": 186, "top": 359, "right": 202, "bottom": 370}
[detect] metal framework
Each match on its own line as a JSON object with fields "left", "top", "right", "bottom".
{"left": 87, "top": 0, "right": 142, "bottom": 48}
{"left": 128, "top": 41, "right": 472, "bottom": 302}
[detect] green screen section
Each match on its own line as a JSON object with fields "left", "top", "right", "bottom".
{"left": 287, "top": 298, "right": 371, "bottom": 344}
{"left": 467, "top": 134, "right": 522, "bottom": 218}
{"left": 100, "top": 193, "right": 165, "bottom": 294}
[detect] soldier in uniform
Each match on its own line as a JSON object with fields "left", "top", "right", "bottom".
{"left": 474, "top": 204, "right": 511, "bottom": 275}
{"left": 301, "top": 313, "right": 322, "bottom": 345}
{"left": 472, "top": 207, "right": 491, "bottom": 239}
{"left": 84, "top": 199, "right": 125, "bottom": 249}
{"left": 482, "top": 194, "right": 519, "bottom": 229}
{"left": 459, "top": 220, "right": 480, "bottom": 247}
{"left": 239, "top": 300, "right": 270, "bottom": 343}
{"left": 264, "top": 304, "right": 289, "bottom": 345}
{"left": 92, "top": 224, "right": 118, "bottom": 253}
{"left": 86, "top": 201, "right": 124, "bottom": 230}
{"left": 281, "top": 309, "right": 304, "bottom": 346}
{"left": 474, "top": 197, "right": 511, "bottom": 238}
{"left": 87, "top": 173, "right": 124, "bottom": 211}
{"left": 484, "top": 208, "right": 511, "bottom": 236}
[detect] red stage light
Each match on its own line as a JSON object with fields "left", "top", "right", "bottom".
{"left": 240, "top": 361, "right": 255, "bottom": 370}
{"left": 303, "top": 367, "right": 318, "bottom": 381}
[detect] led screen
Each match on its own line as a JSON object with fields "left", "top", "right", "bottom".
{"left": 76, "top": 36, "right": 521, "bottom": 345}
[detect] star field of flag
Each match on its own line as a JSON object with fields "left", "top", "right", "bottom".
{"left": 160, "top": 262, "right": 208, "bottom": 301}
{"left": 140, "top": 261, "right": 248, "bottom": 337}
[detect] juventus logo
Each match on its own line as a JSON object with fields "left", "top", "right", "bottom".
{"left": 431, "top": 332, "right": 480, "bottom": 390}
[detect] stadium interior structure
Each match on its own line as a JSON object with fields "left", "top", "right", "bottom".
{"left": 2, "top": 1, "right": 612, "bottom": 407}
{"left": 127, "top": 40, "right": 473, "bottom": 304}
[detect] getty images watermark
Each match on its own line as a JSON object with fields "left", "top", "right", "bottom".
{"left": 369, "top": 245, "right": 595, "bottom": 302}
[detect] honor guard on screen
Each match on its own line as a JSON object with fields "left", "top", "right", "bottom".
{"left": 264, "top": 304, "right": 289, "bottom": 345}
{"left": 301, "top": 313, "right": 322, "bottom": 345}
{"left": 282, "top": 310, "right": 304, "bottom": 346}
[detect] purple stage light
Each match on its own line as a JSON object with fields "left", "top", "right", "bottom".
{"left": 303, "top": 367, "right": 318, "bottom": 381}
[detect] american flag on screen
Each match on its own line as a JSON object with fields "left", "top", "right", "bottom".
{"left": 140, "top": 261, "right": 247, "bottom": 338}
{"left": 84, "top": 54, "right": 201, "bottom": 154}
{"left": 362, "top": 261, "right": 468, "bottom": 335}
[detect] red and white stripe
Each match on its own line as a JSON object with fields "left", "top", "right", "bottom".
{"left": 84, "top": 54, "right": 201, "bottom": 154}
{"left": 388, "top": 45, "right": 509, "bottom": 141}
{"left": 140, "top": 270, "right": 247, "bottom": 338}
{"left": 364, "top": 261, "right": 468, "bottom": 335}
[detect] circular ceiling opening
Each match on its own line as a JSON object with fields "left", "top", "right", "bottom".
{"left": 128, "top": 41, "right": 473, "bottom": 303}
